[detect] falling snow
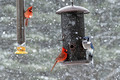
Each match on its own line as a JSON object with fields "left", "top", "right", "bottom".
{"left": 0, "top": 0, "right": 120, "bottom": 80}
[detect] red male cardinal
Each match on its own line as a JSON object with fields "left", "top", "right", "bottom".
{"left": 51, "top": 47, "right": 67, "bottom": 71}
{"left": 24, "top": 6, "right": 33, "bottom": 27}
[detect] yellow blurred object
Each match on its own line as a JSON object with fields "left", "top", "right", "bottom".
{"left": 15, "top": 46, "right": 28, "bottom": 54}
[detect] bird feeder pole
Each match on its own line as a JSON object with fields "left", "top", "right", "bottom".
{"left": 16, "top": 0, "right": 25, "bottom": 44}
{"left": 15, "top": 0, "right": 27, "bottom": 54}
{"left": 56, "top": 2, "right": 90, "bottom": 64}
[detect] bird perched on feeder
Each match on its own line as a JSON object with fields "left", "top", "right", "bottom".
{"left": 24, "top": 6, "right": 33, "bottom": 27}
{"left": 82, "top": 37, "right": 94, "bottom": 61}
{"left": 51, "top": 47, "right": 67, "bottom": 71}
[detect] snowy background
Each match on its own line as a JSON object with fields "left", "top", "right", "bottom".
{"left": 0, "top": 0, "right": 120, "bottom": 80}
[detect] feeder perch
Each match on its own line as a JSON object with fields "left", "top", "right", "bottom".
{"left": 15, "top": 0, "right": 28, "bottom": 54}
{"left": 15, "top": 46, "right": 28, "bottom": 54}
{"left": 56, "top": 3, "right": 91, "bottom": 64}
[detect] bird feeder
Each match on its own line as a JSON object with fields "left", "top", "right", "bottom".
{"left": 56, "top": 3, "right": 90, "bottom": 64}
{"left": 15, "top": 0, "right": 28, "bottom": 54}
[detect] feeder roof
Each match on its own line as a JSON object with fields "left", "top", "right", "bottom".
{"left": 56, "top": 5, "right": 90, "bottom": 14}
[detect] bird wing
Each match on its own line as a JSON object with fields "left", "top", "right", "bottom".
{"left": 90, "top": 43, "right": 94, "bottom": 49}
{"left": 56, "top": 52, "right": 65, "bottom": 61}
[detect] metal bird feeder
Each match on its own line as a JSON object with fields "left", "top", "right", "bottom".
{"left": 56, "top": 2, "right": 91, "bottom": 64}
{"left": 15, "top": 0, "right": 28, "bottom": 54}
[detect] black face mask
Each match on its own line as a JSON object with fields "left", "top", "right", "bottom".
{"left": 29, "top": 9, "right": 32, "bottom": 12}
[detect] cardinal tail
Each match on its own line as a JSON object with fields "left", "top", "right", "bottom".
{"left": 51, "top": 61, "right": 57, "bottom": 71}
{"left": 25, "top": 18, "right": 28, "bottom": 27}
